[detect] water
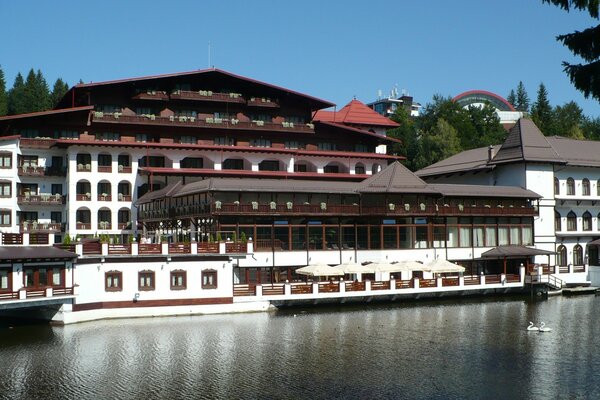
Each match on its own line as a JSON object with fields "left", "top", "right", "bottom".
{"left": 1, "top": 295, "right": 599, "bottom": 400}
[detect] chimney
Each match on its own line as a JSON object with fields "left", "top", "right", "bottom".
{"left": 488, "top": 145, "right": 495, "bottom": 162}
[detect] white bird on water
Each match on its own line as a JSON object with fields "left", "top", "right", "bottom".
{"left": 539, "top": 322, "right": 552, "bottom": 332}
{"left": 527, "top": 321, "right": 539, "bottom": 331}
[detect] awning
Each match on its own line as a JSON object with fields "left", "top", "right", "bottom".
{"left": 479, "top": 245, "right": 555, "bottom": 258}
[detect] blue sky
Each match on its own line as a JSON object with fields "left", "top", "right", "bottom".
{"left": 1, "top": 1, "right": 599, "bottom": 116}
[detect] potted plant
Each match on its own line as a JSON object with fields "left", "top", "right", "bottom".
{"left": 286, "top": 201, "right": 293, "bottom": 210}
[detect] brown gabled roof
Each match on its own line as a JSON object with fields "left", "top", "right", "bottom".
{"left": 416, "top": 145, "right": 498, "bottom": 178}
{"left": 0, "top": 246, "right": 77, "bottom": 261}
{"left": 430, "top": 183, "right": 541, "bottom": 198}
{"left": 58, "top": 68, "right": 334, "bottom": 110}
{"left": 358, "top": 162, "right": 439, "bottom": 194}
{"left": 314, "top": 121, "right": 402, "bottom": 144}
{"left": 136, "top": 181, "right": 182, "bottom": 204}
{"left": 314, "top": 99, "right": 400, "bottom": 127}
{"left": 547, "top": 135, "right": 600, "bottom": 167}
{"left": 0, "top": 106, "right": 93, "bottom": 121}
{"left": 490, "top": 118, "right": 564, "bottom": 165}
{"left": 480, "top": 245, "right": 554, "bottom": 258}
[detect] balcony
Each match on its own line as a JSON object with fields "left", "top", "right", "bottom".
{"left": 77, "top": 164, "right": 92, "bottom": 172}
{"left": 92, "top": 112, "right": 315, "bottom": 134}
{"left": 20, "top": 222, "right": 62, "bottom": 233}
{"left": 19, "top": 138, "right": 57, "bottom": 149}
{"left": 76, "top": 193, "right": 92, "bottom": 201}
{"left": 98, "top": 194, "right": 112, "bottom": 201}
{"left": 361, "top": 204, "right": 537, "bottom": 217}
{"left": 76, "top": 222, "right": 91, "bottom": 230}
{"left": 97, "top": 166, "right": 112, "bottom": 173}
{"left": 170, "top": 90, "right": 246, "bottom": 104}
{"left": 17, "top": 193, "right": 64, "bottom": 205}
{"left": 117, "top": 194, "right": 132, "bottom": 202}
{"left": 118, "top": 165, "right": 132, "bottom": 173}
{"left": 17, "top": 165, "right": 45, "bottom": 177}
{"left": 247, "top": 97, "right": 280, "bottom": 108}
{"left": 132, "top": 90, "right": 169, "bottom": 101}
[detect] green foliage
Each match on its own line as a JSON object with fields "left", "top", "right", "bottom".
{"left": 542, "top": 1, "right": 600, "bottom": 101}
{"left": 50, "top": 78, "right": 69, "bottom": 108}
{"left": 515, "top": 81, "right": 530, "bottom": 112}
{"left": 128, "top": 235, "right": 134, "bottom": 244}
{"left": 0, "top": 66, "right": 7, "bottom": 116}
{"left": 216, "top": 232, "right": 222, "bottom": 242}
{"left": 63, "top": 234, "right": 71, "bottom": 245}
{"left": 232, "top": 231, "right": 237, "bottom": 243}
{"left": 507, "top": 89, "right": 517, "bottom": 108}
{"left": 240, "top": 231, "right": 247, "bottom": 243}
{"left": 389, "top": 95, "right": 505, "bottom": 170}
{"left": 208, "top": 233, "right": 213, "bottom": 243}
{"left": 7, "top": 73, "right": 25, "bottom": 115}
{"left": 531, "top": 83, "right": 553, "bottom": 133}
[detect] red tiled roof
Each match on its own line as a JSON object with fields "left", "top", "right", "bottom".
{"left": 314, "top": 99, "right": 399, "bottom": 128}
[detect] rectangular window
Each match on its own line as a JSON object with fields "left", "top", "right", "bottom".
{"left": 202, "top": 269, "right": 217, "bottom": 289}
{"left": 355, "top": 144, "right": 368, "bottom": 152}
{"left": 0, "top": 210, "right": 11, "bottom": 226}
{"left": 285, "top": 141, "right": 304, "bottom": 149}
{"left": 170, "top": 270, "right": 187, "bottom": 290}
{"left": 138, "top": 270, "right": 155, "bottom": 291}
{"left": 180, "top": 136, "right": 197, "bottom": 144}
{"left": 96, "top": 132, "right": 120, "bottom": 141}
{"left": 250, "top": 138, "right": 271, "bottom": 148}
{"left": 214, "top": 137, "right": 235, "bottom": 146}
{"left": 0, "top": 269, "right": 9, "bottom": 291}
{"left": 318, "top": 142, "right": 337, "bottom": 151}
{"left": 0, "top": 182, "right": 11, "bottom": 197}
{"left": 105, "top": 271, "right": 123, "bottom": 291}
{"left": 56, "top": 130, "right": 79, "bottom": 140}
{"left": 0, "top": 153, "right": 11, "bottom": 168}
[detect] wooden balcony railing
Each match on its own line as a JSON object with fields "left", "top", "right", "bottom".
{"left": 76, "top": 194, "right": 92, "bottom": 201}
{"left": 82, "top": 242, "right": 102, "bottom": 255}
{"left": 168, "top": 243, "right": 191, "bottom": 254}
{"left": 371, "top": 281, "right": 391, "bottom": 290}
{"left": 419, "top": 279, "right": 437, "bottom": 288}
{"left": 97, "top": 166, "right": 112, "bottom": 173}
{"left": 118, "top": 165, "right": 132, "bottom": 173}
{"left": 118, "top": 194, "right": 132, "bottom": 202}
{"left": 290, "top": 284, "right": 313, "bottom": 295}
{"left": 97, "top": 194, "right": 112, "bottom": 201}
{"left": 76, "top": 164, "right": 92, "bottom": 172}
{"left": 132, "top": 91, "right": 169, "bottom": 101}
{"left": 19, "top": 138, "right": 57, "bottom": 149}
{"left": 170, "top": 90, "right": 246, "bottom": 103}
{"left": 233, "top": 284, "right": 256, "bottom": 297}
{"left": 318, "top": 283, "right": 340, "bottom": 293}
{"left": 262, "top": 285, "right": 285, "bottom": 296}
{"left": 17, "top": 194, "right": 64, "bottom": 205}
{"left": 247, "top": 97, "right": 280, "bottom": 108}
{"left": 2, "top": 233, "right": 23, "bottom": 245}
{"left": 197, "top": 242, "right": 219, "bottom": 253}
{"left": 345, "top": 281, "right": 366, "bottom": 292}
{"left": 108, "top": 244, "right": 131, "bottom": 255}
{"left": 20, "top": 222, "right": 62, "bottom": 233}
{"left": 212, "top": 203, "right": 360, "bottom": 216}
{"left": 225, "top": 242, "right": 247, "bottom": 253}
{"left": 92, "top": 112, "right": 315, "bottom": 134}
{"left": 17, "top": 166, "right": 45, "bottom": 176}
{"left": 76, "top": 223, "right": 91, "bottom": 230}
{"left": 395, "top": 279, "right": 414, "bottom": 289}
{"left": 442, "top": 277, "right": 459, "bottom": 287}
{"left": 361, "top": 204, "right": 536, "bottom": 216}
{"left": 139, "top": 243, "right": 161, "bottom": 255}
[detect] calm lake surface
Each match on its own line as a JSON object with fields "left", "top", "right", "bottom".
{"left": 1, "top": 295, "right": 599, "bottom": 400}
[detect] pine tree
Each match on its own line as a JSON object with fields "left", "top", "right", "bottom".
{"left": 542, "top": 1, "right": 600, "bottom": 101}
{"left": 0, "top": 66, "right": 7, "bottom": 116}
{"left": 51, "top": 78, "right": 69, "bottom": 108}
{"left": 507, "top": 90, "right": 517, "bottom": 108}
{"left": 7, "top": 73, "right": 26, "bottom": 115}
{"left": 531, "top": 83, "right": 553, "bottom": 134}
{"left": 552, "top": 101, "right": 584, "bottom": 138}
{"left": 515, "top": 81, "right": 530, "bottom": 112}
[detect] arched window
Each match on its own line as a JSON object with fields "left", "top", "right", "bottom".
{"left": 557, "top": 245, "right": 567, "bottom": 267}
{"left": 583, "top": 211, "right": 592, "bottom": 231}
{"left": 555, "top": 211, "right": 562, "bottom": 232}
{"left": 573, "top": 244, "right": 584, "bottom": 266}
{"left": 567, "top": 178, "right": 575, "bottom": 195}
{"left": 554, "top": 177, "right": 560, "bottom": 195}
{"left": 583, "top": 178, "right": 591, "bottom": 196}
{"left": 567, "top": 211, "right": 577, "bottom": 231}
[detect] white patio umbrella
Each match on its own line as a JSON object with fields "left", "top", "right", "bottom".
{"left": 395, "top": 260, "right": 429, "bottom": 271}
{"left": 336, "top": 262, "right": 374, "bottom": 274}
{"left": 367, "top": 262, "right": 409, "bottom": 273}
{"left": 295, "top": 263, "right": 345, "bottom": 277}
{"left": 425, "top": 258, "right": 465, "bottom": 274}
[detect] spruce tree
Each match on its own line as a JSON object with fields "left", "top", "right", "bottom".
{"left": 515, "top": 81, "right": 530, "bottom": 112}
{"left": 542, "top": 1, "right": 600, "bottom": 101}
{"left": 51, "top": 78, "right": 69, "bottom": 108}
{"left": 7, "top": 73, "right": 26, "bottom": 115}
{"left": 531, "top": 83, "right": 553, "bottom": 134}
{"left": 0, "top": 66, "right": 7, "bottom": 116}
{"left": 507, "top": 90, "right": 517, "bottom": 108}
